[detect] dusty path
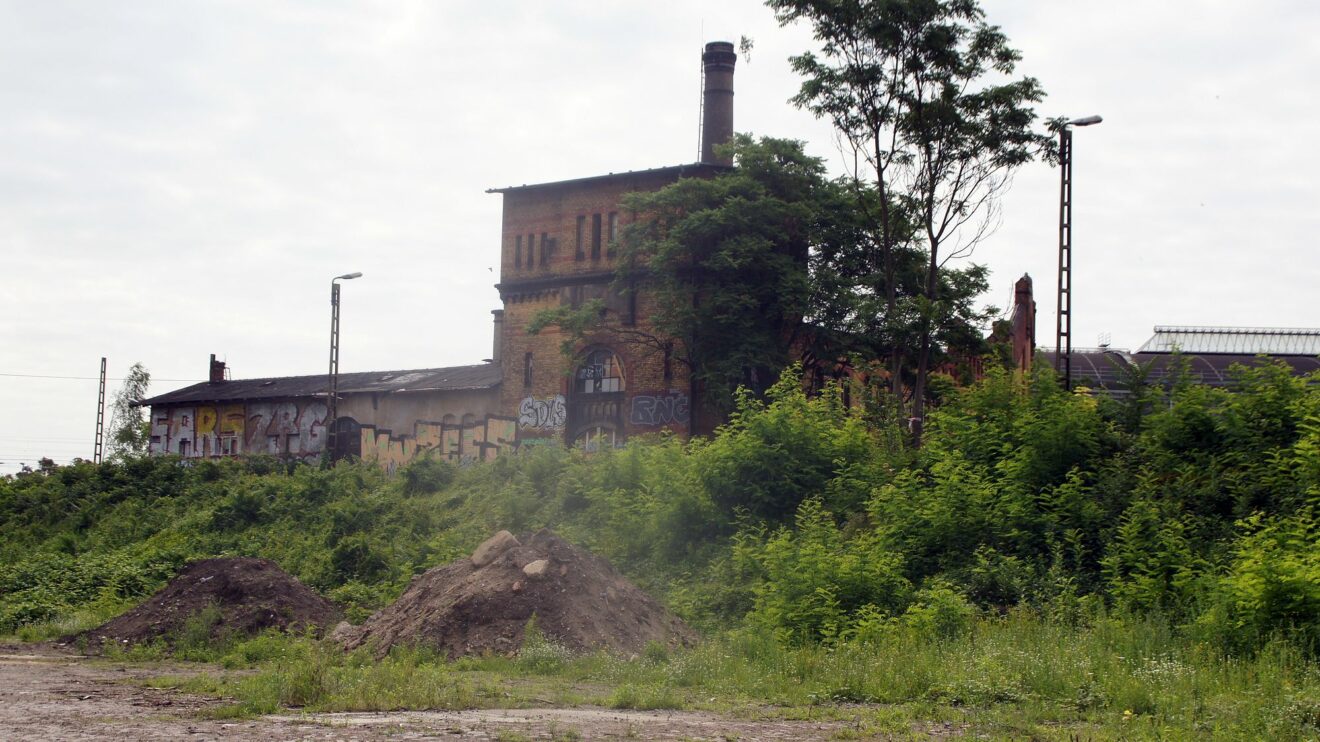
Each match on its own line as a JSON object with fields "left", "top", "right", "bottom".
{"left": 0, "top": 646, "right": 942, "bottom": 740}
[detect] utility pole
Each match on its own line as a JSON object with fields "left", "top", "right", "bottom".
{"left": 1054, "top": 115, "right": 1102, "bottom": 390}
{"left": 94, "top": 357, "right": 107, "bottom": 463}
{"left": 326, "top": 272, "right": 362, "bottom": 463}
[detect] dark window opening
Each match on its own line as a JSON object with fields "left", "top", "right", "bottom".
{"left": 607, "top": 212, "right": 618, "bottom": 256}
{"left": 622, "top": 281, "right": 636, "bottom": 326}
{"left": 575, "top": 216, "right": 585, "bottom": 260}
{"left": 576, "top": 348, "right": 625, "bottom": 394}
{"left": 540, "top": 232, "right": 550, "bottom": 267}
{"left": 591, "top": 213, "right": 602, "bottom": 260}
{"left": 523, "top": 352, "right": 533, "bottom": 387}
{"left": 515, "top": 235, "right": 522, "bottom": 268}
{"left": 663, "top": 342, "right": 673, "bottom": 381}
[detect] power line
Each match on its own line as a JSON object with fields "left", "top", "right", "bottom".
{"left": 0, "top": 433, "right": 94, "bottom": 438}
{"left": 0, "top": 373, "right": 204, "bottom": 382}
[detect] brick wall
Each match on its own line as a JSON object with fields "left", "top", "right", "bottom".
{"left": 493, "top": 167, "right": 721, "bottom": 445}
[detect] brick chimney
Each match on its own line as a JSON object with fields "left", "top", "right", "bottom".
{"left": 490, "top": 309, "right": 504, "bottom": 363}
{"left": 209, "top": 354, "right": 227, "bottom": 383}
{"left": 1010, "top": 274, "right": 1036, "bottom": 372}
{"left": 700, "top": 41, "right": 737, "bottom": 166}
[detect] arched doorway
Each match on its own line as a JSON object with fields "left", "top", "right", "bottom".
{"left": 567, "top": 347, "right": 625, "bottom": 449}
{"left": 330, "top": 416, "right": 361, "bottom": 461}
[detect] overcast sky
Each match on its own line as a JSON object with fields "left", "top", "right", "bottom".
{"left": 3, "top": 1, "right": 1318, "bottom": 472}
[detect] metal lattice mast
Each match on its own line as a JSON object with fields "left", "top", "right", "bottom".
{"left": 325, "top": 272, "right": 361, "bottom": 463}
{"left": 94, "top": 357, "right": 107, "bottom": 463}
{"left": 327, "top": 282, "right": 342, "bottom": 460}
{"left": 1053, "top": 115, "right": 1102, "bottom": 390}
{"left": 1055, "top": 127, "right": 1073, "bottom": 389}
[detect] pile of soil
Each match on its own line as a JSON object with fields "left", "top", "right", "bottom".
{"left": 78, "top": 557, "right": 341, "bottom": 649}
{"left": 340, "top": 530, "right": 695, "bottom": 658}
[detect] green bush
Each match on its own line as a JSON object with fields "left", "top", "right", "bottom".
{"left": 736, "top": 498, "right": 911, "bottom": 644}
{"left": 1195, "top": 511, "right": 1320, "bottom": 653}
{"left": 400, "top": 455, "right": 455, "bottom": 496}
{"left": 900, "top": 580, "right": 976, "bottom": 640}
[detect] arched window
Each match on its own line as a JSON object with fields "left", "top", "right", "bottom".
{"left": 575, "top": 348, "right": 625, "bottom": 394}
{"left": 573, "top": 424, "right": 617, "bottom": 453}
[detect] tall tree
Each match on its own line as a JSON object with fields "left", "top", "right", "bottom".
{"left": 107, "top": 362, "right": 151, "bottom": 459}
{"left": 531, "top": 136, "right": 843, "bottom": 427}
{"left": 769, "top": 0, "right": 1050, "bottom": 440}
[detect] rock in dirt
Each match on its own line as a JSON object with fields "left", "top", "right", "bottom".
{"left": 77, "top": 557, "right": 341, "bottom": 651}
{"left": 341, "top": 530, "right": 696, "bottom": 658}
{"left": 470, "top": 530, "right": 519, "bottom": 567}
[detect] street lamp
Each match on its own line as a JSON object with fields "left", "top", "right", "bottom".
{"left": 326, "top": 271, "right": 362, "bottom": 462}
{"left": 1055, "top": 115, "right": 1102, "bottom": 390}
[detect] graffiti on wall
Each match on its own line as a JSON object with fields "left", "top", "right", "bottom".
{"left": 149, "top": 400, "right": 324, "bottom": 461}
{"left": 628, "top": 392, "right": 690, "bottom": 427}
{"left": 149, "top": 407, "right": 197, "bottom": 456}
{"left": 519, "top": 394, "right": 567, "bottom": 430}
{"left": 150, "top": 400, "right": 525, "bottom": 472}
{"left": 359, "top": 415, "right": 521, "bottom": 473}
{"left": 243, "top": 401, "right": 327, "bottom": 456}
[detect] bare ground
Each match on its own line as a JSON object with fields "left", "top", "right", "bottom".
{"left": 0, "top": 645, "right": 965, "bottom": 740}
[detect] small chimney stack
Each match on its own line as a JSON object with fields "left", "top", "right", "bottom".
{"left": 490, "top": 309, "right": 504, "bottom": 363}
{"left": 1010, "top": 274, "right": 1036, "bottom": 372}
{"left": 209, "top": 354, "right": 227, "bottom": 383}
{"left": 700, "top": 41, "right": 737, "bottom": 166}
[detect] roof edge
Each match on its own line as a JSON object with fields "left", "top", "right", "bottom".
{"left": 486, "top": 162, "right": 731, "bottom": 194}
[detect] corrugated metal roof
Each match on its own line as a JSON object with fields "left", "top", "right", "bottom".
{"left": 1137, "top": 326, "right": 1320, "bottom": 355}
{"left": 139, "top": 363, "right": 501, "bottom": 406}
{"left": 1040, "top": 351, "right": 1320, "bottom": 392}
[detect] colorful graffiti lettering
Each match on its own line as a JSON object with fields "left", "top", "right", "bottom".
{"left": 195, "top": 405, "right": 218, "bottom": 458}
{"left": 628, "top": 392, "right": 690, "bottom": 426}
{"left": 149, "top": 407, "right": 194, "bottom": 455}
{"left": 519, "top": 395, "right": 567, "bottom": 429}
{"left": 359, "top": 415, "right": 522, "bottom": 471}
{"left": 150, "top": 399, "right": 524, "bottom": 470}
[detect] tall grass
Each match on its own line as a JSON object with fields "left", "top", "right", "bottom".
{"left": 165, "top": 611, "right": 1320, "bottom": 740}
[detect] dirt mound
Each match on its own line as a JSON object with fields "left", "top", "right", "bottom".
{"left": 340, "top": 530, "right": 696, "bottom": 658}
{"left": 79, "top": 557, "right": 341, "bottom": 649}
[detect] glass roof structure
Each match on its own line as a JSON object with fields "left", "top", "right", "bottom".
{"left": 1136, "top": 326, "right": 1320, "bottom": 355}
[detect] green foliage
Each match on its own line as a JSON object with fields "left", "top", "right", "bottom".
{"left": 615, "top": 135, "right": 835, "bottom": 410}
{"left": 2, "top": 359, "right": 1319, "bottom": 669}
{"left": 400, "top": 454, "right": 456, "bottom": 496}
{"left": 164, "top": 614, "right": 1320, "bottom": 739}
{"left": 516, "top": 615, "right": 573, "bottom": 675}
{"left": 899, "top": 580, "right": 976, "bottom": 640}
{"left": 1195, "top": 510, "right": 1320, "bottom": 653}
{"left": 736, "top": 498, "right": 911, "bottom": 644}
{"left": 699, "top": 370, "right": 879, "bottom": 522}
{"left": 107, "top": 362, "right": 151, "bottom": 460}
{"left": 525, "top": 300, "right": 607, "bottom": 357}
{"left": 771, "top": 0, "right": 1050, "bottom": 424}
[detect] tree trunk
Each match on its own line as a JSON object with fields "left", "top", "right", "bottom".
{"left": 910, "top": 238, "right": 941, "bottom": 446}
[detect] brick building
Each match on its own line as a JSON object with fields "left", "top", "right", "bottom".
{"left": 141, "top": 42, "right": 742, "bottom": 463}
{"left": 486, "top": 40, "right": 741, "bottom": 449}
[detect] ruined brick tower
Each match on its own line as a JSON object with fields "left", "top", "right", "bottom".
{"left": 489, "top": 42, "right": 737, "bottom": 449}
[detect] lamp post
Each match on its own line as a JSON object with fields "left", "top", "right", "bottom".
{"left": 326, "top": 271, "right": 362, "bottom": 462}
{"left": 1055, "top": 115, "right": 1102, "bottom": 390}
